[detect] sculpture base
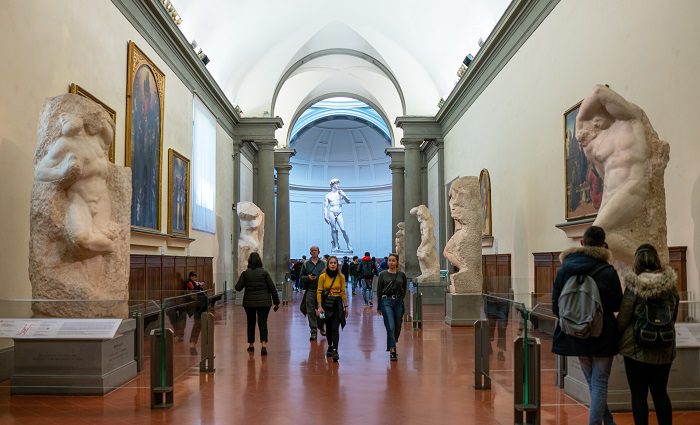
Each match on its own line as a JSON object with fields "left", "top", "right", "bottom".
{"left": 565, "top": 351, "right": 700, "bottom": 411}
{"left": 413, "top": 280, "right": 448, "bottom": 305}
{"left": 445, "top": 293, "right": 483, "bottom": 326}
{"left": 330, "top": 248, "right": 353, "bottom": 255}
{"left": 11, "top": 319, "right": 137, "bottom": 395}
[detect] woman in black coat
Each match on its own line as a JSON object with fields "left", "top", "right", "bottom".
{"left": 235, "top": 252, "right": 280, "bottom": 355}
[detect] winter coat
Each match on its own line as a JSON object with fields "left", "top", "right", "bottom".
{"left": 551, "top": 246, "right": 623, "bottom": 357}
{"left": 235, "top": 267, "right": 280, "bottom": 308}
{"left": 617, "top": 267, "right": 679, "bottom": 364}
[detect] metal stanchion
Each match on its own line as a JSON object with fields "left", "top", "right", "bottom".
{"left": 282, "top": 280, "right": 291, "bottom": 306}
{"left": 150, "top": 328, "right": 174, "bottom": 409}
{"left": 474, "top": 319, "right": 491, "bottom": 389}
{"left": 412, "top": 291, "right": 423, "bottom": 330}
{"left": 513, "top": 336, "right": 541, "bottom": 425}
{"left": 200, "top": 312, "right": 215, "bottom": 373}
{"left": 555, "top": 354, "right": 567, "bottom": 388}
{"left": 131, "top": 311, "right": 144, "bottom": 372}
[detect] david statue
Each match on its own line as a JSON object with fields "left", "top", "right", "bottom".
{"left": 324, "top": 178, "right": 353, "bottom": 253}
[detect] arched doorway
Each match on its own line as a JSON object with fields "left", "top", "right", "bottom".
{"left": 289, "top": 97, "right": 392, "bottom": 259}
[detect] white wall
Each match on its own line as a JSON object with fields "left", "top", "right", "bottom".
{"left": 443, "top": 0, "right": 700, "bottom": 296}
{"left": 240, "top": 155, "right": 254, "bottom": 203}
{"left": 0, "top": 0, "right": 235, "bottom": 297}
{"left": 290, "top": 187, "right": 392, "bottom": 259}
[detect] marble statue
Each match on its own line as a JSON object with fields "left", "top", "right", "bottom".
{"left": 395, "top": 222, "right": 405, "bottom": 272}
{"left": 576, "top": 85, "right": 670, "bottom": 269}
{"left": 324, "top": 178, "right": 353, "bottom": 253}
{"left": 238, "top": 201, "right": 264, "bottom": 277}
{"left": 443, "top": 176, "right": 483, "bottom": 293}
{"left": 409, "top": 205, "right": 440, "bottom": 282}
{"left": 29, "top": 94, "right": 131, "bottom": 318}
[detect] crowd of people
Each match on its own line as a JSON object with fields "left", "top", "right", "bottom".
{"left": 227, "top": 225, "right": 679, "bottom": 424}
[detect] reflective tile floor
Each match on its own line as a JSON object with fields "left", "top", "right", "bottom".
{"left": 1, "top": 291, "right": 700, "bottom": 425}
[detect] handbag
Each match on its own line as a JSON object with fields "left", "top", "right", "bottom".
{"left": 321, "top": 275, "right": 338, "bottom": 311}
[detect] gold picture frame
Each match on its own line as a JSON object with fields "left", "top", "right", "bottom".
{"left": 69, "top": 83, "right": 116, "bottom": 163}
{"left": 125, "top": 41, "right": 165, "bottom": 231}
{"left": 167, "top": 149, "right": 190, "bottom": 237}
{"left": 479, "top": 168, "right": 492, "bottom": 236}
{"left": 564, "top": 100, "right": 603, "bottom": 221}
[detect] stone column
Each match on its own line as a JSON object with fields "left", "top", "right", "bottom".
{"left": 274, "top": 148, "right": 295, "bottom": 284}
{"left": 386, "top": 148, "right": 405, "bottom": 252}
{"left": 234, "top": 117, "right": 284, "bottom": 282}
{"left": 402, "top": 138, "right": 423, "bottom": 278}
{"left": 256, "top": 140, "right": 277, "bottom": 280}
{"left": 232, "top": 141, "right": 242, "bottom": 285}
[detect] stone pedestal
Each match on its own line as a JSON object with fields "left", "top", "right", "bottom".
{"left": 414, "top": 280, "right": 448, "bottom": 305}
{"left": 11, "top": 319, "right": 137, "bottom": 395}
{"left": 445, "top": 293, "right": 483, "bottom": 326}
{"left": 565, "top": 350, "right": 700, "bottom": 411}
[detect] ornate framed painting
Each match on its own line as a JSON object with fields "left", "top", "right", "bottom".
{"left": 125, "top": 41, "right": 165, "bottom": 231}
{"left": 564, "top": 101, "right": 603, "bottom": 221}
{"left": 168, "top": 149, "right": 190, "bottom": 236}
{"left": 69, "top": 83, "right": 116, "bottom": 163}
{"left": 479, "top": 168, "right": 492, "bottom": 236}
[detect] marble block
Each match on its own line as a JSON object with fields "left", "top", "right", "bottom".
{"left": 237, "top": 201, "right": 264, "bottom": 277}
{"left": 445, "top": 293, "right": 483, "bottom": 326}
{"left": 29, "top": 94, "right": 131, "bottom": 318}
{"left": 576, "top": 85, "right": 670, "bottom": 270}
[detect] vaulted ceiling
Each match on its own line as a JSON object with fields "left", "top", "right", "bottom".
{"left": 171, "top": 0, "right": 510, "bottom": 144}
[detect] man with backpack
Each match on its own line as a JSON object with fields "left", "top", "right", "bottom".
{"left": 359, "top": 252, "right": 376, "bottom": 306}
{"left": 552, "top": 226, "right": 622, "bottom": 425}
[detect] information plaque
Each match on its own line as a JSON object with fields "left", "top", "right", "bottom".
{"left": 0, "top": 318, "right": 122, "bottom": 339}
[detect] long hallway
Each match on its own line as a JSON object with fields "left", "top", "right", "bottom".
{"left": 2, "top": 292, "right": 700, "bottom": 425}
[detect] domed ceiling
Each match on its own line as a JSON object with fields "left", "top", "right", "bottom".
{"left": 289, "top": 99, "right": 390, "bottom": 189}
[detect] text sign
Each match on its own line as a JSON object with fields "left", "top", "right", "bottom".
{"left": 0, "top": 318, "right": 122, "bottom": 339}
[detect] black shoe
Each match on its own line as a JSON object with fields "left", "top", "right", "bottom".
{"left": 247, "top": 346, "right": 254, "bottom": 352}
{"left": 320, "top": 328, "right": 326, "bottom": 336}
{"left": 261, "top": 347, "right": 268, "bottom": 356}
{"left": 332, "top": 350, "right": 339, "bottom": 362}
{"left": 390, "top": 350, "right": 398, "bottom": 362}
{"left": 326, "top": 347, "right": 333, "bottom": 357}
{"left": 369, "top": 301, "right": 373, "bottom": 307}
{"left": 310, "top": 329, "right": 317, "bottom": 341}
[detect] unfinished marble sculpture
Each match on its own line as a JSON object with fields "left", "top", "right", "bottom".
{"left": 395, "top": 222, "right": 405, "bottom": 272}
{"left": 238, "top": 201, "right": 265, "bottom": 277}
{"left": 30, "top": 94, "right": 131, "bottom": 318}
{"left": 409, "top": 205, "right": 440, "bottom": 282}
{"left": 576, "top": 85, "right": 670, "bottom": 269}
{"left": 444, "top": 176, "right": 483, "bottom": 293}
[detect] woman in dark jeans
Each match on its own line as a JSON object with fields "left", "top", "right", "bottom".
{"left": 235, "top": 252, "right": 280, "bottom": 355}
{"left": 617, "top": 244, "right": 679, "bottom": 425}
{"left": 316, "top": 256, "right": 347, "bottom": 362}
{"left": 377, "top": 253, "right": 407, "bottom": 361}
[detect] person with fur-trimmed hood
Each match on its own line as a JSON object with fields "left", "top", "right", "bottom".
{"left": 552, "top": 225, "right": 622, "bottom": 425}
{"left": 617, "top": 244, "right": 679, "bottom": 425}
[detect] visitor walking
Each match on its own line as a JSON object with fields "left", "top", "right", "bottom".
{"left": 316, "top": 256, "right": 347, "bottom": 362}
{"left": 377, "top": 253, "right": 407, "bottom": 361}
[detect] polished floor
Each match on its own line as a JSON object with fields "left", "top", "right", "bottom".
{"left": 2, "top": 291, "right": 700, "bottom": 425}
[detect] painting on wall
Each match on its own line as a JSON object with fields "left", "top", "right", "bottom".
{"left": 564, "top": 101, "right": 603, "bottom": 221}
{"left": 69, "top": 83, "right": 116, "bottom": 163}
{"left": 479, "top": 169, "right": 492, "bottom": 236}
{"left": 125, "top": 41, "right": 165, "bottom": 231}
{"left": 168, "top": 149, "right": 190, "bottom": 236}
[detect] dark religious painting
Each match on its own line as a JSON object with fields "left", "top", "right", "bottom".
{"left": 564, "top": 101, "right": 603, "bottom": 221}
{"left": 479, "top": 169, "right": 492, "bottom": 236}
{"left": 168, "top": 149, "right": 190, "bottom": 236}
{"left": 125, "top": 41, "right": 165, "bottom": 231}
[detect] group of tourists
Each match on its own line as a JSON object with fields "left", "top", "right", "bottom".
{"left": 552, "top": 226, "right": 679, "bottom": 425}
{"left": 235, "top": 245, "right": 407, "bottom": 363}
{"left": 232, "top": 224, "right": 680, "bottom": 423}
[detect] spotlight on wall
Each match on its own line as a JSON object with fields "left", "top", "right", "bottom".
{"left": 478, "top": 38, "right": 484, "bottom": 48}
{"left": 463, "top": 53, "right": 475, "bottom": 67}
{"left": 437, "top": 98, "right": 445, "bottom": 109}
{"left": 456, "top": 53, "right": 474, "bottom": 78}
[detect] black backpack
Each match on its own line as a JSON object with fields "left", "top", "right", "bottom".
{"left": 633, "top": 297, "right": 675, "bottom": 348}
{"left": 360, "top": 261, "right": 374, "bottom": 279}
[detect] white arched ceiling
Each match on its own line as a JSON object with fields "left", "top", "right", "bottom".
{"left": 273, "top": 55, "right": 404, "bottom": 145}
{"left": 170, "top": 0, "right": 510, "bottom": 117}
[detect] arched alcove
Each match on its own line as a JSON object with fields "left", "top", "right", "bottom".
{"left": 289, "top": 97, "right": 392, "bottom": 259}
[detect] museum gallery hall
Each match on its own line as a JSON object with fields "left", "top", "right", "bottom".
{"left": 1, "top": 1, "right": 700, "bottom": 424}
